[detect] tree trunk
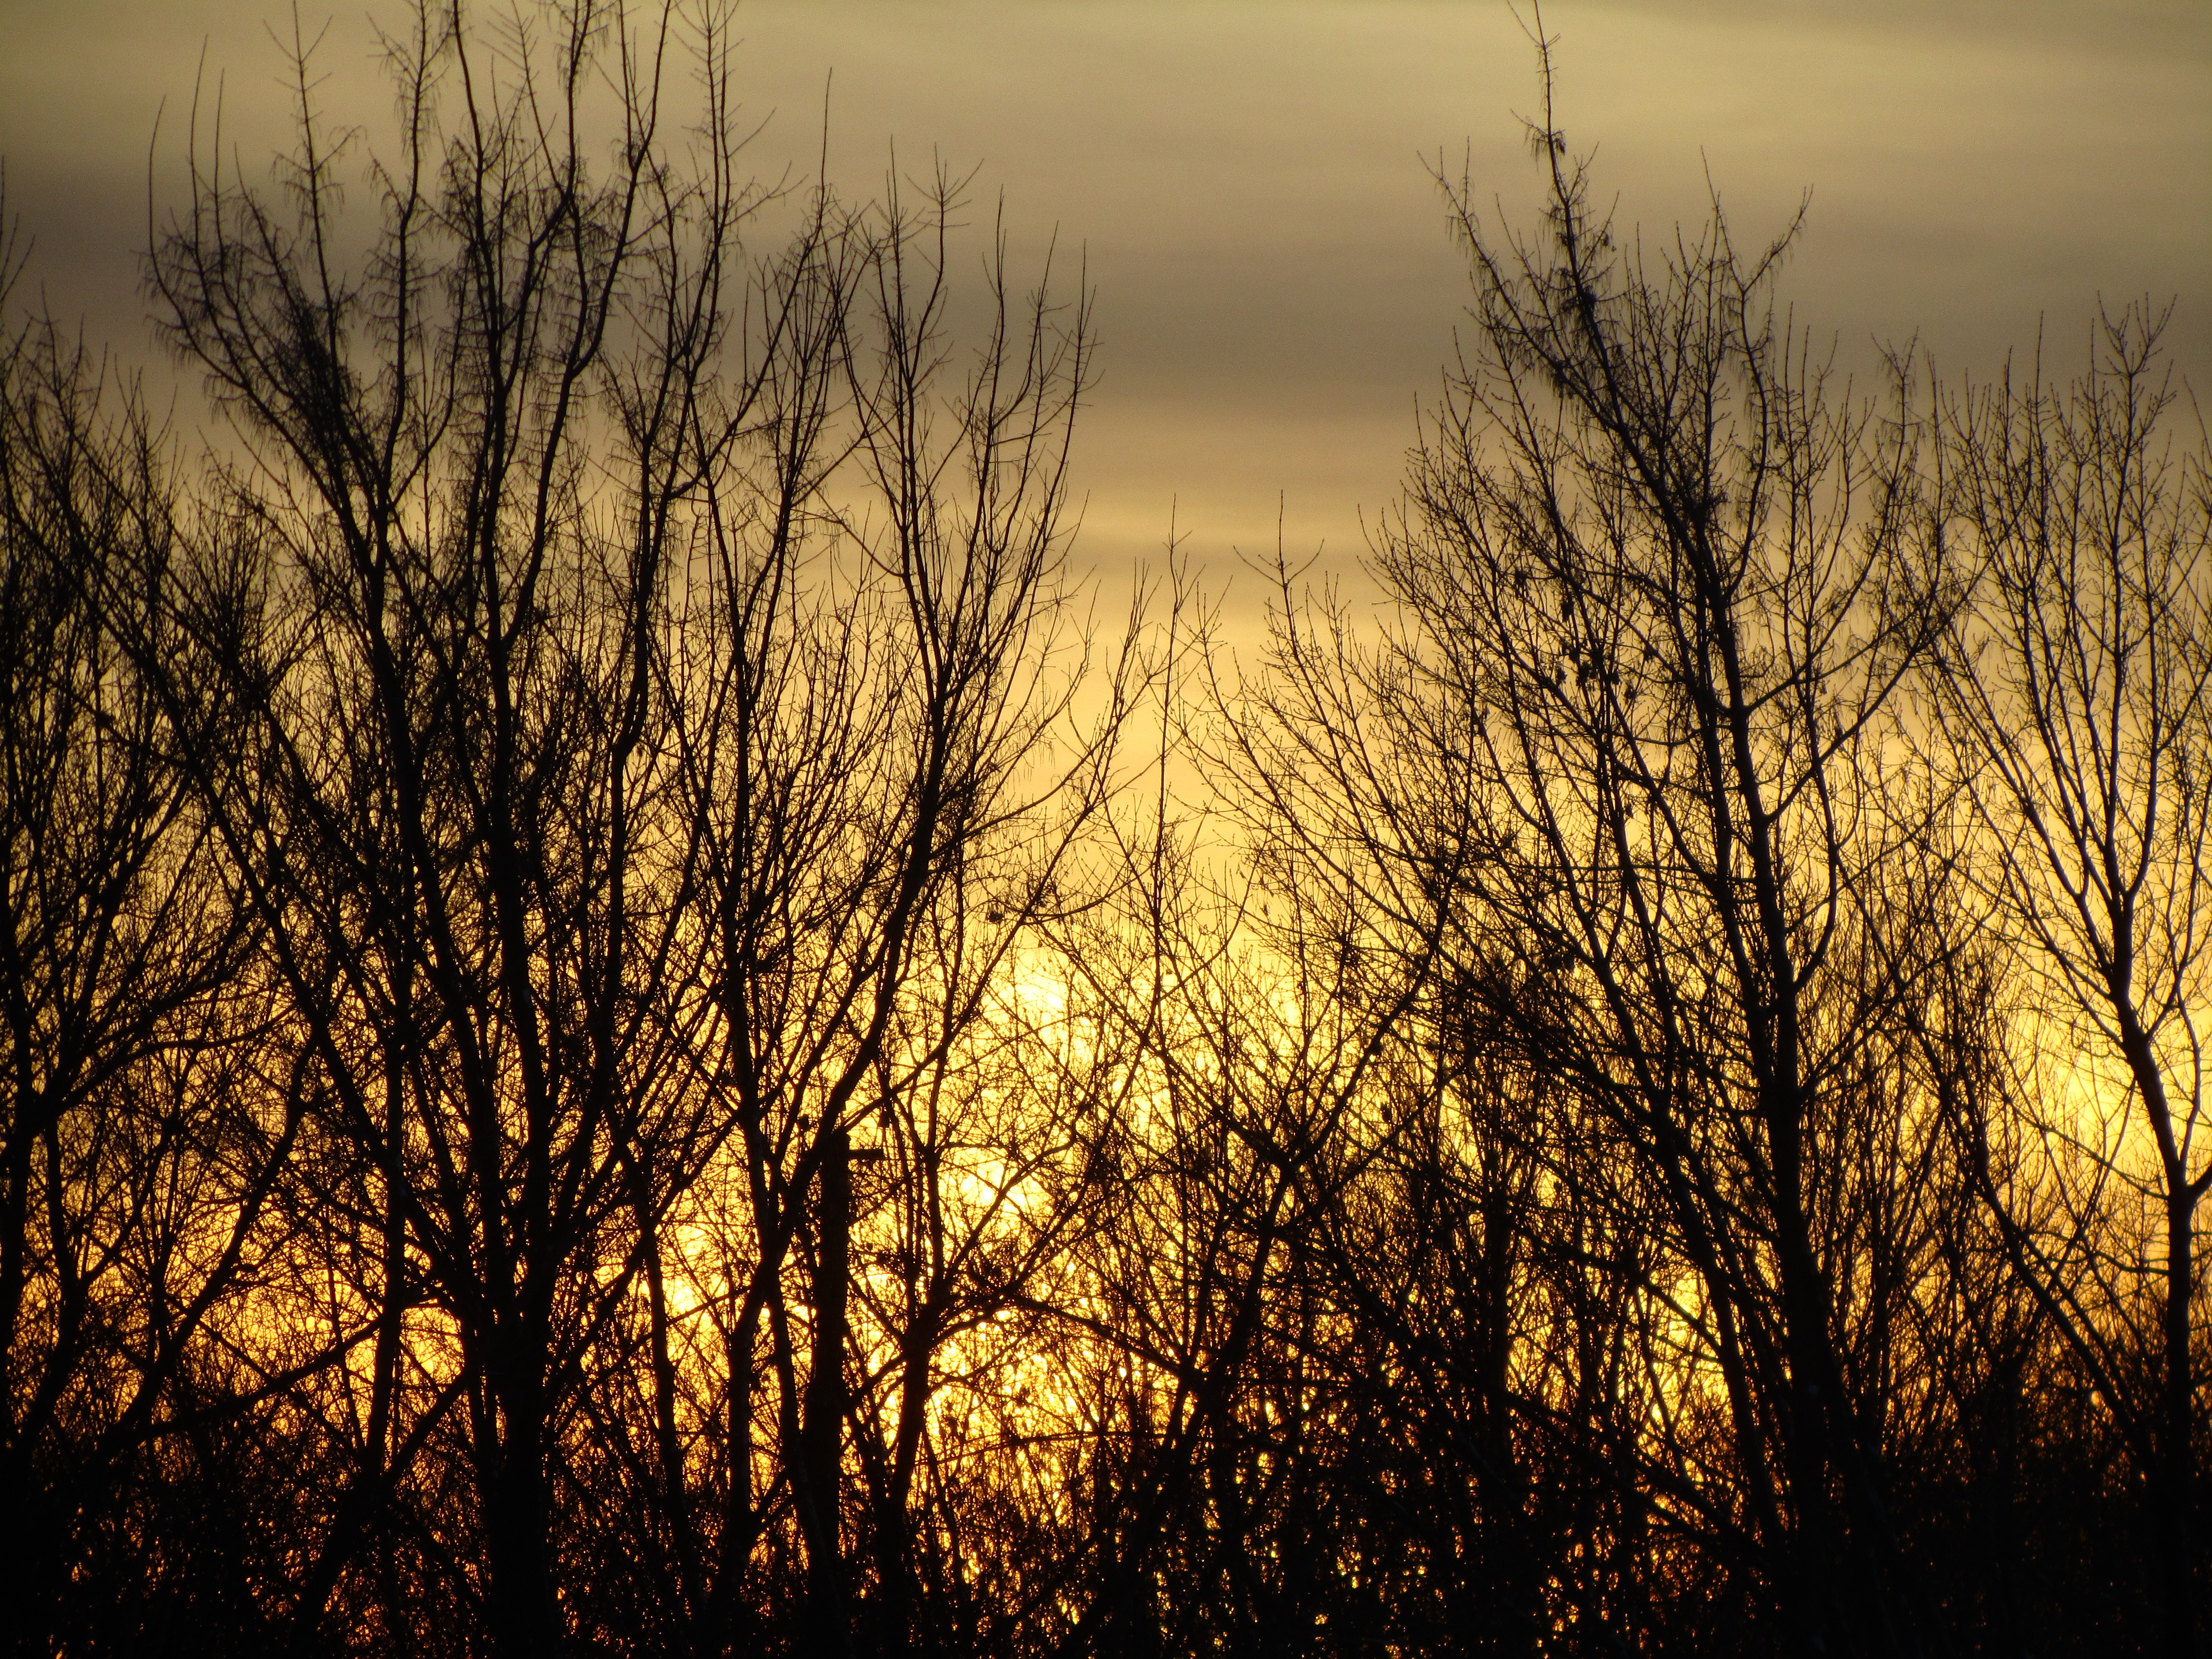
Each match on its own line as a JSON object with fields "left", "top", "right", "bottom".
{"left": 485, "top": 1341, "right": 560, "bottom": 1659}
{"left": 803, "top": 1130, "right": 853, "bottom": 1657}
{"left": 716, "top": 1309, "right": 758, "bottom": 1658}
{"left": 2160, "top": 1186, "right": 2198, "bottom": 1659}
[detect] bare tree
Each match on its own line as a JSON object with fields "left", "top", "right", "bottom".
{"left": 0, "top": 262, "right": 282, "bottom": 1653}
{"left": 142, "top": 4, "right": 801, "bottom": 1648}
{"left": 1226, "top": 25, "right": 1965, "bottom": 1647}
{"left": 668, "top": 160, "right": 1134, "bottom": 1653}
{"left": 1919, "top": 302, "right": 2212, "bottom": 1657}
{"left": 132, "top": 3, "right": 1139, "bottom": 1653}
{"left": 0, "top": 5, "right": 2189, "bottom": 1651}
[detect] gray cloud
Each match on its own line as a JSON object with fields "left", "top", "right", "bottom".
{"left": 3, "top": 0, "right": 2204, "bottom": 607}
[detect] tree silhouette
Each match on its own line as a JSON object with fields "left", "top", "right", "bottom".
{"left": 0, "top": 4, "right": 2198, "bottom": 1655}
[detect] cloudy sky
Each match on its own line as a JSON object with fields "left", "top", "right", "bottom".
{"left": 2, "top": 0, "right": 2205, "bottom": 602}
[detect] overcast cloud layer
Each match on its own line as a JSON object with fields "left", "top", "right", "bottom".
{"left": 2, "top": 0, "right": 2205, "bottom": 605}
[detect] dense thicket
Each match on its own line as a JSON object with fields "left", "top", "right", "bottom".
{"left": 0, "top": 6, "right": 2204, "bottom": 1655}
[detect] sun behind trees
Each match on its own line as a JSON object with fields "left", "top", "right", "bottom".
{"left": 0, "top": 4, "right": 2203, "bottom": 1655}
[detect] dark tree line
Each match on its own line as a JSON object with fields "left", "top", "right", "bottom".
{"left": 0, "top": 5, "right": 2204, "bottom": 1655}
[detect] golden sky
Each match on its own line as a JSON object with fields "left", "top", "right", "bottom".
{"left": 3, "top": 0, "right": 2204, "bottom": 609}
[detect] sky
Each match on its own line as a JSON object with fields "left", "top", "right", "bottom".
{"left": 2, "top": 0, "right": 2206, "bottom": 612}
